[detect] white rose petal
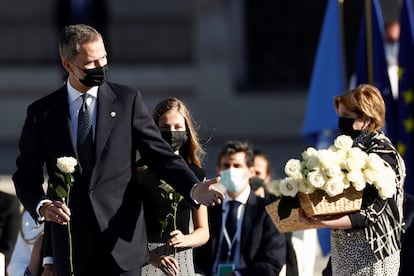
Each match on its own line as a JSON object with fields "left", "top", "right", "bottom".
{"left": 56, "top": 157, "right": 78, "bottom": 173}
{"left": 279, "top": 177, "right": 300, "bottom": 197}
{"left": 324, "top": 176, "right": 345, "bottom": 197}
{"left": 378, "top": 184, "right": 396, "bottom": 199}
{"left": 366, "top": 153, "right": 385, "bottom": 170}
{"left": 307, "top": 169, "right": 326, "bottom": 188}
{"left": 345, "top": 148, "right": 367, "bottom": 171}
{"left": 323, "top": 163, "right": 342, "bottom": 178}
{"left": 302, "top": 147, "right": 318, "bottom": 160}
{"left": 363, "top": 168, "right": 379, "bottom": 184}
{"left": 347, "top": 170, "right": 366, "bottom": 191}
{"left": 318, "top": 149, "right": 339, "bottom": 168}
{"left": 268, "top": 180, "right": 282, "bottom": 196}
{"left": 298, "top": 178, "right": 315, "bottom": 194}
{"left": 334, "top": 135, "right": 354, "bottom": 150}
{"left": 304, "top": 156, "right": 320, "bottom": 170}
{"left": 284, "top": 159, "right": 302, "bottom": 177}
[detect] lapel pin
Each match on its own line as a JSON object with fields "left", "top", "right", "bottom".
{"left": 110, "top": 112, "right": 116, "bottom": 118}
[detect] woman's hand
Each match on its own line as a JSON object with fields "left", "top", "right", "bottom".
{"left": 299, "top": 208, "right": 352, "bottom": 229}
{"left": 154, "top": 255, "right": 179, "bottom": 276}
{"left": 168, "top": 230, "right": 187, "bottom": 248}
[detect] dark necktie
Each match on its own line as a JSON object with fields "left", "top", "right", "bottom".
{"left": 226, "top": 201, "right": 241, "bottom": 240}
{"left": 77, "top": 94, "right": 94, "bottom": 175}
{"left": 220, "top": 200, "right": 241, "bottom": 262}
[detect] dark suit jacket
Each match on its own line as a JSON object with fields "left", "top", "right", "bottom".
{"left": 13, "top": 82, "right": 200, "bottom": 274}
{"left": 0, "top": 191, "right": 20, "bottom": 267}
{"left": 194, "top": 190, "right": 286, "bottom": 276}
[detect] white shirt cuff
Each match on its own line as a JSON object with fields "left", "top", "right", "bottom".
{"left": 36, "top": 199, "right": 52, "bottom": 222}
{"left": 190, "top": 183, "right": 199, "bottom": 204}
{"left": 43, "top": 256, "right": 54, "bottom": 266}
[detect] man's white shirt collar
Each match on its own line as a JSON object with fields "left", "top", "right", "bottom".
{"left": 224, "top": 185, "right": 251, "bottom": 206}
{"left": 67, "top": 79, "right": 98, "bottom": 103}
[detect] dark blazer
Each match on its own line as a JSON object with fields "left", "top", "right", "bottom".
{"left": 13, "top": 82, "right": 200, "bottom": 274}
{"left": 0, "top": 191, "right": 20, "bottom": 267}
{"left": 194, "top": 190, "right": 286, "bottom": 276}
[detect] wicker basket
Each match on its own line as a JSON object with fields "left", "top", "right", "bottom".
{"left": 265, "top": 199, "right": 321, "bottom": 233}
{"left": 298, "top": 186, "right": 363, "bottom": 217}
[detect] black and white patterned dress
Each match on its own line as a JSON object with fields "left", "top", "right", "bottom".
{"left": 330, "top": 131, "right": 405, "bottom": 275}
{"left": 136, "top": 163, "right": 205, "bottom": 276}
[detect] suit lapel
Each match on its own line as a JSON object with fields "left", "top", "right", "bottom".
{"left": 210, "top": 205, "right": 224, "bottom": 253}
{"left": 240, "top": 191, "right": 257, "bottom": 251}
{"left": 95, "top": 83, "right": 117, "bottom": 167}
{"left": 47, "top": 87, "right": 76, "bottom": 157}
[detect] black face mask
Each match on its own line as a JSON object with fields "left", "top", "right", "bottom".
{"left": 79, "top": 65, "right": 109, "bottom": 87}
{"left": 338, "top": 117, "right": 361, "bottom": 139}
{"left": 161, "top": 131, "right": 188, "bottom": 151}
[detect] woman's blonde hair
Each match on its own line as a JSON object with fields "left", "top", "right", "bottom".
{"left": 152, "top": 97, "right": 205, "bottom": 167}
{"left": 334, "top": 84, "right": 386, "bottom": 131}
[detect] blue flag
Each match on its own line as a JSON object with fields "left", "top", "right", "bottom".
{"left": 302, "top": 0, "right": 345, "bottom": 147}
{"left": 397, "top": 0, "right": 414, "bottom": 195}
{"left": 355, "top": 0, "right": 396, "bottom": 143}
{"left": 302, "top": 0, "right": 346, "bottom": 257}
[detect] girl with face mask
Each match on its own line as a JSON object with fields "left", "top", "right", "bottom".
{"left": 136, "top": 97, "right": 208, "bottom": 276}
{"left": 301, "top": 84, "right": 406, "bottom": 276}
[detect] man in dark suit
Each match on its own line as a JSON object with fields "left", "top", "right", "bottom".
{"left": 194, "top": 141, "right": 286, "bottom": 276}
{"left": 12, "top": 24, "right": 223, "bottom": 276}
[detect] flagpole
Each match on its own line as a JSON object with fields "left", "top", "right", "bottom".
{"left": 338, "top": 0, "right": 346, "bottom": 89}
{"left": 365, "top": 0, "right": 374, "bottom": 84}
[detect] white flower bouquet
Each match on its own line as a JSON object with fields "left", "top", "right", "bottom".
{"left": 273, "top": 135, "right": 397, "bottom": 219}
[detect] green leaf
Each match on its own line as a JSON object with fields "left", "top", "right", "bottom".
{"left": 55, "top": 172, "right": 65, "bottom": 183}
{"left": 55, "top": 185, "right": 68, "bottom": 199}
{"left": 159, "top": 217, "right": 169, "bottom": 238}
{"left": 278, "top": 196, "right": 300, "bottom": 220}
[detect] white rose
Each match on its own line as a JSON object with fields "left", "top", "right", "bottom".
{"left": 56, "top": 157, "right": 77, "bottom": 174}
{"left": 347, "top": 170, "right": 366, "bottom": 191}
{"left": 363, "top": 168, "right": 379, "bottom": 184}
{"left": 284, "top": 159, "right": 302, "bottom": 177}
{"left": 307, "top": 169, "right": 326, "bottom": 188}
{"left": 334, "top": 149, "right": 347, "bottom": 165}
{"left": 378, "top": 184, "right": 397, "bottom": 199}
{"left": 374, "top": 167, "right": 396, "bottom": 189}
{"left": 345, "top": 147, "right": 367, "bottom": 171}
{"left": 366, "top": 153, "right": 385, "bottom": 170}
{"left": 334, "top": 135, "right": 354, "bottom": 150}
{"left": 323, "top": 163, "right": 342, "bottom": 178}
{"left": 318, "top": 149, "right": 339, "bottom": 168}
{"left": 298, "top": 178, "right": 316, "bottom": 194}
{"left": 302, "top": 147, "right": 318, "bottom": 160}
{"left": 324, "top": 176, "right": 345, "bottom": 197}
{"left": 279, "top": 177, "right": 300, "bottom": 197}
{"left": 304, "top": 156, "right": 320, "bottom": 170}
{"left": 268, "top": 180, "right": 282, "bottom": 196}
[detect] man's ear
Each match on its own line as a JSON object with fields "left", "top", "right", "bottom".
{"left": 62, "top": 60, "right": 73, "bottom": 74}
{"left": 248, "top": 166, "right": 255, "bottom": 178}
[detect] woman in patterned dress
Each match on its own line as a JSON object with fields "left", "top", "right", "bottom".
{"left": 136, "top": 97, "right": 209, "bottom": 275}
{"left": 302, "top": 84, "right": 405, "bottom": 275}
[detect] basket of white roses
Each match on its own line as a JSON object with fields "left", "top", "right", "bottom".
{"left": 271, "top": 135, "right": 397, "bottom": 222}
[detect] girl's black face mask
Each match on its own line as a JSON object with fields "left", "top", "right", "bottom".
{"left": 338, "top": 117, "right": 361, "bottom": 139}
{"left": 160, "top": 131, "right": 188, "bottom": 151}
